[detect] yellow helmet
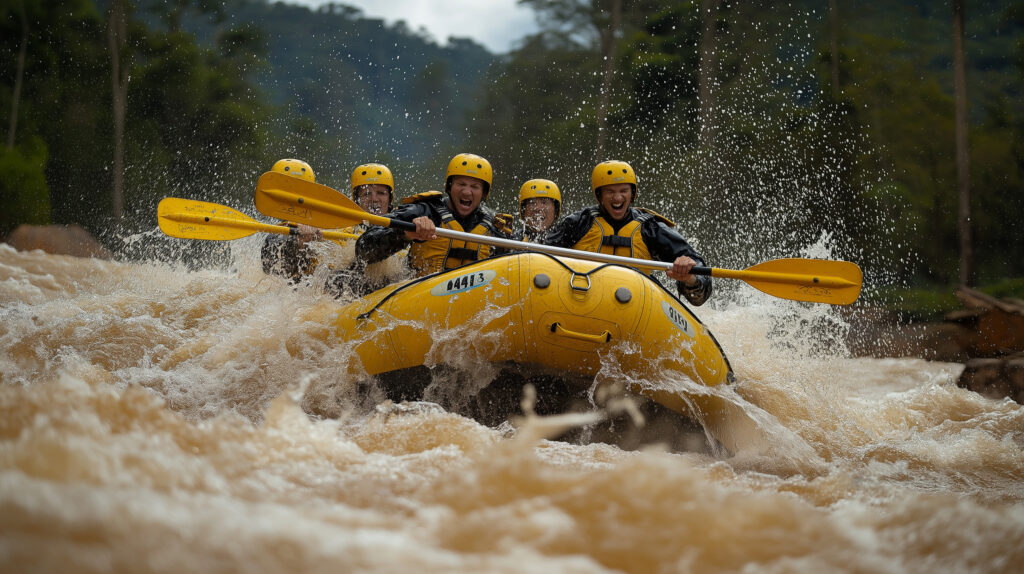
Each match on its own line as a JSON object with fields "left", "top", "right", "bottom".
{"left": 351, "top": 163, "right": 395, "bottom": 209}
{"left": 445, "top": 153, "right": 493, "bottom": 197}
{"left": 351, "top": 163, "right": 394, "bottom": 191}
{"left": 271, "top": 158, "right": 315, "bottom": 183}
{"left": 591, "top": 160, "right": 637, "bottom": 201}
{"left": 518, "top": 179, "right": 561, "bottom": 218}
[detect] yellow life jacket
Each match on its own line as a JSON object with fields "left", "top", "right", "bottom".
{"left": 572, "top": 207, "right": 675, "bottom": 269}
{"left": 403, "top": 191, "right": 513, "bottom": 276}
{"left": 327, "top": 224, "right": 364, "bottom": 247}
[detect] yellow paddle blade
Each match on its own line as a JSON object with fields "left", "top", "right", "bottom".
{"left": 254, "top": 172, "right": 367, "bottom": 229}
{"left": 158, "top": 198, "right": 264, "bottom": 241}
{"left": 712, "top": 258, "right": 863, "bottom": 305}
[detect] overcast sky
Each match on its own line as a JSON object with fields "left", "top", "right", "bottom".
{"left": 289, "top": 0, "right": 540, "bottom": 53}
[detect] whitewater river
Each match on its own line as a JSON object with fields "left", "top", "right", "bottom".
{"left": 1, "top": 240, "right": 1022, "bottom": 573}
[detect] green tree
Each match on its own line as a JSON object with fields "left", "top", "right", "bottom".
{"left": 0, "top": 0, "right": 114, "bottom": 234}
{"left": 1, "top": 0, "right": 50, "bottom": 236}
{"left": 108, "top": 0, "right": 129, "bottom": 218}
{"left": 0, "top": 136, "right": 49, "bottom": 235}
{"left": 149, "top": 0, "right": 224, "bottom": 33}
{"left": 466, "top": 33, "right": 603, "bottom": 213}
{"left": 1, "top": 0, "right": 276, "bottom": 243}
{"left": 953, "top": 0, "right": 972, "bottom": 286}
{"left": 5, "top": 0, "right": 27, "bottom": 149}
{"left": 127, "top": 24, "right": 270, "bottom": 213}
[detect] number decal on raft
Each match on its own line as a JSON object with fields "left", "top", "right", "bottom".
{"left": 661, "top": 301, "right": 696, "bottom": 338}
{"left": 430, "top": 270, "right": 498, "bottom": 296}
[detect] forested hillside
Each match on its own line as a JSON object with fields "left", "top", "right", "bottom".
{"left": 159, "top": 0, "right": 495, "bottom": 167}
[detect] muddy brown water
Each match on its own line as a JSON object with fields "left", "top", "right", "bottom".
{"left": 1, "top": 242, "right": 1021, "bottom": 573}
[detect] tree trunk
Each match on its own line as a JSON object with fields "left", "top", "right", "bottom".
{"left": 829, "top": 0, "right": 840, "bottom": 99}
{"left": 595, "top": 0, "right": 621, "bottom": 160}
{"left": 953, "top": 0, "right": 972, "bottom": 287}
{"left": 698, "top": 0, "right": 721, "bottom": 149}
{"left": 168, "top": 0, "right": 183, "bottom": 33}
{"left": 6, "top": 0, "right": 28, "bottom": 149}
{"left": 108, "top": 0, "right": 128, "bottom": 219}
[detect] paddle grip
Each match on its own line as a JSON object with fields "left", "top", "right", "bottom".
{"left": 388, "top": 218, "right": 417, "bottom": 232}
{"left": 691, "top": 266, "right": 712, "bottom": 276}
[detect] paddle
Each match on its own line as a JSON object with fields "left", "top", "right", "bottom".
{"left": 253, "top": 172, "right": 863, "bottom": 305}
{"left": 157, "top": 197, "right": 358, "bottom": 242}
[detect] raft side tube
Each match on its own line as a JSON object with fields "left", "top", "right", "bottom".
{"left": 330, "top": 252, "right": 734, "bottom": 413}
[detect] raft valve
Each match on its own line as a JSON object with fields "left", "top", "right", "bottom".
{"left": 615, "top": 287, "right": 632, "bottom": 303}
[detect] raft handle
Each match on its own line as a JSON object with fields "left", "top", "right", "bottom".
{"left": 569, "top": 272, "right": 592, "bottom": 292}
{"left": 550, "top": 322, "right": 612, "bottom": 344}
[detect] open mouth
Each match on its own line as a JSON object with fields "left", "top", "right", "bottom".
{"left": 457, "top": 198, "right": 474, "bottom": 210}
{"left": 610, "top": 202, "right": 626, "bottom": 211}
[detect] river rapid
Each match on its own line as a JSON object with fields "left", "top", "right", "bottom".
{"left": 1, "top": 240, "right": 1022, "bottom": 573}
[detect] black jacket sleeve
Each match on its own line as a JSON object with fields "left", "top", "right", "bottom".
{"left": 536, "top": 210, "right": 593, "bottom": 248}
{"left": 641, "top": 220, "right": 713, "bottom": 306}
{"left": 355, "top": 201, "right": 434, "bottom": 264}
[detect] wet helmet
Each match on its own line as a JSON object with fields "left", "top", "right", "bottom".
{"left": 518, "top": 179, "right": 562, "bottom": 218}
{"left": 591, "top": 160, "right": 637, "bottom": 202}
{"left": 445, "top": 153, "right": 493, "bottom": 198}
{"left": 351, "top": 163, "right": 395, "bottom": 210}
{"left": 271, "top": 158, "right": 315, "bottom": 183}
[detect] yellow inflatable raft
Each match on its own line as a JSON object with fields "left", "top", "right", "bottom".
{"left": 329, "top": 251, "right": 733, "bottom": 420}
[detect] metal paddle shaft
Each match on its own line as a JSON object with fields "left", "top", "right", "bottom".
{"left": 253, "top": 172, "right": 863, "bottom": 305}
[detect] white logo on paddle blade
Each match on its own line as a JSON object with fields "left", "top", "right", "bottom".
{"left": 430, "top": 270, "right": 497, "bottom": 296}
{"left": 661, "top": 301, "right": 695, "bottom": 338}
